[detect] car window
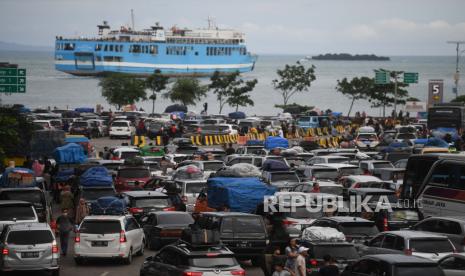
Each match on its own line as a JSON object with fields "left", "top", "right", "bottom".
{"left": 414, "top": 219, "right": 437, "bottom": 232}
{"left": 234, "top": 217, "right": 263, "bottom": 233}
{"left": 381, "top": 235, "right": 398, "bottom": 250}
{"left": 409, "top": 239, "right": 454, "bottom": 253}
{"left": 0, "top": 205, "right": 35, "bottom": 220}
{"left": 80, "top": 220, "right": 121, "bottom": 234}
{"left": 436, "top": 220, "right": 463, "bottom": 235}
{"left": 440, "top": 256, "right": 465, "bottom": 270}
{"left": 125, "top": 218, "right": 139, "bottom": 231}
{"left": 221, "top": 218, "right": 233, "bottom": 233}
{"left": 157, "top": 214, "right": 194, "bottom": 225}
{"left": 369, "top": 235, "right": 384, "bottom": 247}
{"left": 189, "top": 257, "right": 238, "bottom": 268}
{"left": 7, "top": 230, "right": 53, "bottom": 244}
{"left": 134, "top": 197, "right": 170, "bottom": 208}
{"left": 395, "top": 265, "right": 444, "bottom": 276}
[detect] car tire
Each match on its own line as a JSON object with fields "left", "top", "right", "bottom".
{"left": 51, "top": 268, "right": 60, "bottom": 276}
{"left": 74, "top": 257, "right": 84, "bottom": 266}
{"left": 137, "top": 240, "right": 145, "bottom": 256}
{"left": 123, "top": 248, "right": 133, "bottom": 265}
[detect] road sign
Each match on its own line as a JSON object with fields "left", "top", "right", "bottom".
{"left": 0, "top": 64, "right": 26, "bottom": 93}
{"left": 428, "top": 79, "right": 443, "bottom": 107}
{"left": 404, "top": 72, "right": 419, "bottom": 84}
{"left": 375, "top": 70, "right": 390, "bottom": 84}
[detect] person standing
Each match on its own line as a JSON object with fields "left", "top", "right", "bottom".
{"left": 60, "top": 186, "right": 75, "bottom": 220}
{"left": 285, "top": 238, "right": 299, "bottom": 275}
{"left": 75, "top": 198, "right": 89, "bottom": 225}
{"left": 296, "top": 247, "right": 309, "bottom": 276}
{"left": 56, "top": 209, "right": 74, "bottom": 256}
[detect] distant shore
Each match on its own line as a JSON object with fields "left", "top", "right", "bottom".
{"left": 311, "top": 53, "right": 390, "bottom": 61}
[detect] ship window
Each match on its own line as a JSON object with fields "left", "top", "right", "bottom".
{"left": 103, "top": 56, "right": 123, "bottom": 62}
{"left": 104, "top": 45, "right": 108, "bottom": 51}
{"left": 131, "top": 44, "right": 141, "bottom": 53}
{"left": 95, "top": 44, "right": 101, "bottom": 51}
{"left": 109, "top": 45, "right": 114, "bottom": 51}
{"left": 120, "top": 45, "right": 124, "bottom": 52}
{"left": 150, "top": 45, "right": 158, "bottom": 55}
{"left": 96, "top": 56, "right": 102, "bottom": 61}
{"left": 64, "top": 43, "right": 74, "bottom": 50}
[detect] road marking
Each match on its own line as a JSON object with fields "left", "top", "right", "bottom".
{"left": 100, "top": 272, "right": 109, "bottom": 276}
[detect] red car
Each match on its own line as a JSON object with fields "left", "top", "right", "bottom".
{"left": 115, "top": 165, "right": 151, "bottom": 192}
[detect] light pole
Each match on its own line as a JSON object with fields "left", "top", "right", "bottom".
{"left": 447, "top": 41, "right": 465, "bottom": 98}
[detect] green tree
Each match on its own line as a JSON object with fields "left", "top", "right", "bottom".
{"left": 335, "top": 77, "right": 373, "bottom": 116}
{"left": 208, "top": 70, "right": 240, "bottom": 114}
{"left": 164, "top": 78, "right": 207, "bottom": 107}
{"left": 274, "top": 103, "right": 314, "bottom": 115}
{"left": 451, "top": 95, "right": 465, "bottom": 103}
{"left": 226, "top": 78, "right": 258, "bottom": 111}
{"left": 146, "top": 69, "right": 169, "bottom": 114}
{"left": 99, "top": 74, "right": 147, "bottom": 110}
{"left": 0, "top": 107, "right": 34, "bottom": 164}
{"left": 272, "top": 61, "right": 316, "bottom": 106}
{"left": 406, "top": 97, "right": 420, "bottom": 102}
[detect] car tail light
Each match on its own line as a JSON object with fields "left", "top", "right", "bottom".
{"left": 404, "top": 249, "right": 412, "bottom": 256}
{"left": 2, "top": 248, "right": 8, "bottom": 255}
{"left": 181, "top": 196, "right": 188, "bottom": 203}
{"left": 383, "top": 217, "right": 389, "bottom": 232}
{"left": 282, "top": 220, "right": 297, "bottom": 226}
{"left": 120, "top": 230, "right": 127, "bottom": 243}
{"left": 163, "top": 207, "right": 176, "bottom": 211}
{"left": 309, "top": 259, "right": 318, "bottom": 266}
{"left": 129, "top": 207, "right": 144, "bottom": 214}
{"left": 353, "top": 183, "right": 360, "bottom": 188}
{"left": 183, "top": 272, "right": 203, "bottom": 276}
{"left": 52, "top": 240, "right": 59, "bottom": 253}
{"left": 231, "top": 270, "right": 246, "bottom": 275}
{"left": 74, "top": 231, "right": 80, "bottom": 243}
{"left": 206, "top": 253, "right": 219, "bottom": 257}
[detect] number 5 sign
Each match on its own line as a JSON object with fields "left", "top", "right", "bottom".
{"left": 428, "top": 79, "right": 443, "bottom": 107}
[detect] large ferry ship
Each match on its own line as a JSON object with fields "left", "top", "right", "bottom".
{"left": 54, "top": 19, "right": 256, "bottom": 76}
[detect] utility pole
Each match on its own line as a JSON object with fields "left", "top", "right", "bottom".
{"left": 447, "top": 41, "right": 465, "bottom": 98}
{"left": 131, "top": 9, "right": 135, "bottom": 30}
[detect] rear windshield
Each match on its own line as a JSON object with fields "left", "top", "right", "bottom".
{"left": 327, "top": 158, "right": 349, "bottom": 164}
{"left": 203, "top": 162, "right": 224, "bottom": 171}
{"left": 339, "top": 167, "right": 362, "bottom": 176}
{"left": 320, "top": 186, "right": 343, "bottom": 196}
{"left": 7, "top": 230, "right": 53, "bottom": 244}
{"left": 271, "top": 173, "right": 299, "bottom": 182}
{"left": 120, "top": 152, "right": 139, "bottom": 160}
{"left": 157, "top": 214, "right": 194, "bottom": 225}
{"left": 395, "top": 266, "right": 443, "bottom": 276}
{"left": 358, "top": 134, "right": 378, "bottom": 141}
{"left": 190, "top": 257, "right": 237, "bottom": 268}
{"left": 118, "top": 169, "right": 150, "bottom": 178}
{"left": 0, "top": 205, "right": 35, "bottom": 220}
{"left": 373, "top": 162, "right": 393, "bottom": 169}
{"left": 339, "top": 223, "right": 379, "bottom": 236}
{"left": 80, "top": 220, "right": 121, "bottom": 234}
{"left": 232, "top": 217, "right": 263, "bottom": 233}
{"left": 388, "top": 210, "right": 420, "bottom": 221}
{"left": 312, "top": 170, "right": 339, "bottom": 180}
{"left": 285, "top": 206, "right": 323, "bottom": 219}
{"left": 82, "top": 189, "right": 115, "bottom": 201}
{"left": 0, "top": 191, "right": 44, "bottom": 208}
{"left": 112, "top": 122, "right": 128, "bottom": 127}
{"left": 409, "top": 239, "right": 454, "bottom": 253}
{"left": 397, "top": 133, "right": 416, "bottom": 140}
{"left": 73, "top": 122, "right": 88, "bottom": 127}
{"left": 313, "top": 245, "right": 359, "bottom": 259}
{"left": 134, "top": 197, "right": 170, "bottom": 208}
{"left": 185, "top": 182, "right": 206, "bottom": 194}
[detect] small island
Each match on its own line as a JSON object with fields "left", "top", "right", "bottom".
{"left": 311, "top": 53, "right": 390, "bottom": 61}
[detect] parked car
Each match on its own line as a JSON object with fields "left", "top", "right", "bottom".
{"left": 0, "top": 187, "right": 52, "bottom": 223}
{"left": 121, "top": 191, "right": 176, "bottom": 221}
{"left": 115, "top": 165, "right": 151, "bottom": 192}
{"left": 0, "top": 200, "right": 39, "bottom": 232}
{"left": 174, "top": 179, "right": 208, "bottom": 212}
{"left": 438, "top": 253, "right": 465, "bottom": 276}
{"left": 310, "top": 216, "right": 379, "bottom": 244}
{"left": 411, "top": 217, "right": 465, "bottom": 252}
{"left": 0, "top": 223, "right": 59, "bottom": 276}
{"left": 69, "top": 121, "right": 93, "bottom": 137}
{"left": 109, "top": 120, "right": 135, "bottom": 139}
{"left": 140, "top": 211, "right": 194, "bottom": 250}
{"left": 74, "top": 214, "right": 145, "bottom": 265}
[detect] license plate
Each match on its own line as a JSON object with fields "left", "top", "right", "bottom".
{"left": 117, "top": 128, "right": 122, "bottom": 131}
{"left": 237, "top": 242, "right": 250, "bottom": 248}
{"left": 92, "top": 241, "right": 108, "bottom": 247}
{"left": 21, "top": 252, "right": 39, "bottom": 258}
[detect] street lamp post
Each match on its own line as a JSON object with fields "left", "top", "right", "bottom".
{"left": 447, "top": 41, "right": 465, "bottom": 98}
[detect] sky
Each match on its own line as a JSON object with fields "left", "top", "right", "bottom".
{"left": 1, "top": 0, "right": 465, "bottom": 55}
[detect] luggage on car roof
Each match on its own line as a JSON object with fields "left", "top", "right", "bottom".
{"left": 301, "top": 226, "right": 346, "bottom": 242}
{"left": 90, "top": 196, "right": 126, "bottom": 215}
{"left": 262, "top": 159, "right": 289, "bottom": 172}
{"left": 264, "top": 136, "right": 289, "bottom": 150}
{"left": 79, "top": 166, "right": 113, "bottom": 187}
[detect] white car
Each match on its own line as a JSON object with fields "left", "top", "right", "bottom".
{"left": 355, "top": 132, "right": 380, "bottom": 149}
{"left": 33, "top": 120, "right": 55, "bottom": 130}
{"left": 109, "top": 120, "right": 135, "bottom": 139}
{"left": 112, "top": 147, "right": 140, "bottom": 161}
{"left": 307, "top": 156, "right": 350, "bottom": 166}
{"left": 174, "top": 179, "right": 208, "bottom": 212}
{"left": 74, "top": 215, "right": 145, "bottom": 265}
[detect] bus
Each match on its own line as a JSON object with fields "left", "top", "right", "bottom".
{"left": 416, "top": 154, "right": 465, "bottom": 217}
{"left": 427, "top": 104, "right": 465, "bottom": 133}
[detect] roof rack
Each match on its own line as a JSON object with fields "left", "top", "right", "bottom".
{"left": 174, "top": 239, "right": 226, "bottom": 251}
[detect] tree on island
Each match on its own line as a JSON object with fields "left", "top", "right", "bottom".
{"left": 335, "top": 77, "right": 373, "bottom": 117}
{"left": 451, "top": 95, "right": 465, "bottom": 104}
{"left": 164, "top": 78, "right": 208, "bottom": 107}
{"left": 209, "top": 71, "right": 239, "bottom": 114}
{"left": 99, "top": 74, "right": 147, "bottom": 110}
{"left": 274, "top": 103, "right": 314, "bottom": 115}
{"left": 226, "top": 78, "right": 258, "bottom": 112}
{"left": 146, "top": 69, "right": 169, "bottom": 114}
{"left": 272, "top": 61, "right": 316, "bottom": 107}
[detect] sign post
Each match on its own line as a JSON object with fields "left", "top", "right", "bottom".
{"left": 428, "top": 79, "right": 444, "bottom": 107}
{"left": 0, "top": 63, "right": 26, "bottom": 94}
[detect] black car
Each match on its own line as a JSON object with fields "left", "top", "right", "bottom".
{"left": 297, "top": 240, "right": 360, "bottom": 274}
{"left": 74, "top": 186, "right": 116, "bottom": 207}
{"left": 69, "top": 121, "right": 93, "bottom": 137}
{"left": 0, "top": 187, "right": 51, "bottom": 223}
{"left": 140, "top": 211, "right": 194, "bottom": 250}
{"left": 140, "top": 242, "right": 244, "bottom": 276}
{"left": 371, "top": 207, "right": 423, "bottom": 232}
{"left": 341, "top": 254, "right": 445, "bottom": 276}
{"left": 195, "top": 212, "right": 268, "bottom": 266}
{"left": 310, "top": 216, "right": 379, "bottom": 244}
{"left": 121, "top": 191, "right": 176, "bottom": 221}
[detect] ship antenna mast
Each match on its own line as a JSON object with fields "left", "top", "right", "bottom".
{"left": 131, "top": 9, "right": 135, "bottom": 30}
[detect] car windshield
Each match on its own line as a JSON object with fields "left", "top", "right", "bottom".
{"left": 327, "top": 158, "right": 349, "bottom": 164}
{"left": 285, "top": 206, "right": 323, "bottom": 219}
{"left": 388, "top": 210, "right": 420, "bottom": 221}
{"left": 339, "top": 223, "right": 379, "bottom": 236}
{"left": 313, "top": 245, "right": 359, "bottom": 259}
{"left": 319, "top": 186, "right": 343, "bottom": 196}
{"left": 189, "top": 257, "right": 237, "bottom": 268}
{"left": 73, "top": 122, "right": 88, "bottom": 127}
{"left": 120, "top": 152, "right": 139, "bottom": 160}
{"left": 373, "top": 162, "right": 393, "bottom": 169}
{"left": 203, "top": 162, "right": 224, "bottom": 171}
{"left": 112, "top": 122, "right": 128, "bottom": 127}
{"left": 397, "top": 133, "right": 416, "bottom": 139}
{"left": 157, "top": 214, "right": 194, "bottom": 225}
{"left": 339, "top": 167, "right": 362, "bottom": 176}
{"left": 82, "top": 188, "right": 115, "bottom": 201}
{"left": 410, "top": 239, "right": 454, "bottom": 253}
{"left": 395, "top": 266, "right": 443, "bottom": 276}
{"left": 312, "top": 170, "right": 339, "bottom": 180}
{"left": 0, "top": 191, "right": 44, "bottom": 208}
{"left": 134, "top": 197, "right": 170, "bottom": 208}
{"left": 80, "top": 220, "right": 121, "bottom": 234}
{"left": 7, "top": 230, "right": 53, "bottom": 244}
{"left": 234, "top": 217, "right": 264, "bottom": 233}
{"left": 271, "top": 173, "right": 299, "bottom": 182}
{"left": 118, "top": 168, "right": 150, "bottom": 178}
{"left": 358, "top": 134, "right": 378, "bottom": 141}
{"left": 185, "top": 182, "right": 207, "bottom": 194}
{"left": 0, "top": 206, "right": 35, "bottom": 220}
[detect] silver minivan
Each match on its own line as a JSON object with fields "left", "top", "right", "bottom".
{"left": 0, "top": 223, "right": 59, "bottom": 275}
{"left": 175, "top": 180, "right": 208, "bottom": 212}
{"left": 0, "top": 200, "right": 39, "bottom": 233}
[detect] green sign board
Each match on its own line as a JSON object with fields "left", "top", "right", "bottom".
{"left": 404, "top": 72, "right": 419, "bottom": 84}
{"left": 0, "top": 66, "right": 26, "bottom": 93}
{"left": 375, "top": 70, "right": 390, "bottom": 85}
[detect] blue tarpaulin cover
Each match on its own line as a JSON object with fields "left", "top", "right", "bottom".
{"left": 53, "top": 143, "right": 87, "bottom": 164}
{"left": 228, "top": 111, "right": 246, "bottom": 119}
{"left": 264, "top": 136, "right": 289, "bottom": 150}
{"left": 262, "top": 159, "right": 290, "bottom": 171}
{"left": 207, "top": 177, "right": 276, "bottom": 213}
{"left": 65, "top": 136, "right": 89, "bottom": 144}
{"left": 79, "top": 166, "right": 113, "bottom": 187}
{"left": 425, "top": 137, "right": 449, "bottom": 148}
{"left": 55, "top": 168, "right": 75, "bottom": 182}
{"left": 74, "top": 107, "right": 94, "bottom": 113}
{"left": 90, "top": 196, "right": 126, "bottom": 215}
